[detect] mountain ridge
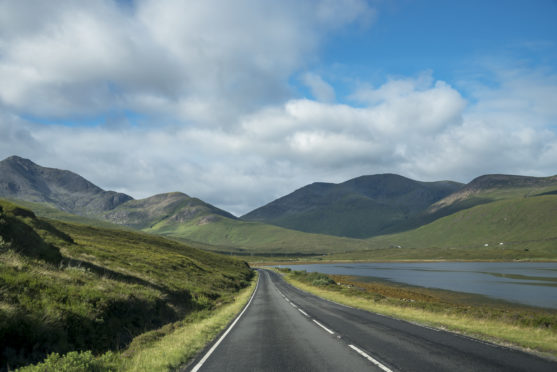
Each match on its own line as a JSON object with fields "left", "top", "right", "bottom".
{"left": 3, "top": 155, "right": 557, "bottom": 256}
{"left": 0, "top": 155, "right": 132, "bottom": 215}
{"left": 242, "top": 173, "right": 464, "bottom": 238}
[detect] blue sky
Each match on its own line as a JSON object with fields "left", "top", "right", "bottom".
{"left": 1, "top": 0, "right": 557, "bottom": 215}
{"left": 317, "top": 0, "right": 557, "bottom": 101}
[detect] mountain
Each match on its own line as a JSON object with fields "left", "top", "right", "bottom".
{"left": 102, "top": 191, "right": 236, "bottom": 229}
{"left": 0, "top": 156, "right": 132, "bottom": 215}
{"left": 429, "top": 174, "right": 557, "bottom": 214}
{"left": 242, "top": 174, "right": 463, "bottom": 238}
{"left": 3, "top": 155, "right": 556, "bottom": 258}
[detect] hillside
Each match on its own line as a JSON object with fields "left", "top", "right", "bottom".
{"left": 242, "top": 174, "right": 463, "bottom": 238}
{"left": 102, "top": 192, "right": 236, "bottom": 229}
{"left": 145, "top": 214, "right": 373, "bottom": 255}
{"left": 328, "top": 194, "right": 557, "bottom": 261}
{"left": 3, "top": 156, "right": 557, "bottom": 258}
{"left": 0, "top": 199, "right": 253, "bottom": 370}
{"left": 0, "top": 156, "right": 132, "bottom": 215}
{"left": 429, "top": 174, "right": 557, "bottom": 214}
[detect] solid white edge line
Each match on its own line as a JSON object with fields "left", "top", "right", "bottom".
{"left": 298, "top": 309, "right": 309, "bottom": 317}
{"left": 312, "top": 319, "right": 334, "bottom": 335}
{"left": 191, "top": 272, "right": 260, "bottom": 372}
{"left": 348, "top": 344, "right": 393, "bottom": 372}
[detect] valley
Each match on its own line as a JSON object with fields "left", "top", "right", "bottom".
{"left": 2, "top": 155, "right": 557, "bottom": 370}
{"left": 2, "top": 155, "right": 557, "bottom": 259}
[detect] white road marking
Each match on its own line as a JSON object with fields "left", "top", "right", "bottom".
{"left": 348, "top": 344, "right": 394, "bottom": 372}
{"left": 191, "top": 273, "right": 260, "bottom": 372}
{"left": 273, "top": 271, "right": 396, "bottom": 371}
{"left": 312, "top": 319, "right": 335, "bottom": 335}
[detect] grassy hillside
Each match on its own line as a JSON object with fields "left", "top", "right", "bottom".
{"left": 2, "top": 198, "right": 128, "bottom": 229}
{"left": 145, "top": 214, "right": 373, "bottom": 255}
{"left": 0, "top": 199, "right": 253, "bottom": 370}
{"left": 430, "top": 174, "right": 557, "bottom": 215}
{"left": 328, "top": 194, "right": 557, "bottom": 260}
{"left": 101, "top": 192, "right": 236, "bottom": 229}
{"left": 8, "top": 196, "right": 373, "bottom": 255}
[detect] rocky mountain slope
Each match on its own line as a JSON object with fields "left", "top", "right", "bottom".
{"left": 0, "top": 156, "right": 132, "bottom": 215}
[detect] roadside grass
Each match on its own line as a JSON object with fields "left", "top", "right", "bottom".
{"left": 18, "top": 273, "right": 258, "bottom": 372}
{"left": 121, "top": 272, "right": 257, "bottom": 371}
{"left": 0, "top": 199, "right": 253, "bottom": 370}
{"left": 278, "top": 269, "right": 557, "bottom": 357}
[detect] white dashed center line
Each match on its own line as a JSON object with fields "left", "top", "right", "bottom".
{"left": 279, "top": 285, "right": 395, "bottom": 371}
{"left": 312, "top": 319, "right": 335, "bottom": 335}
{"left": 349, "top": 344, "right": 394, "bottom": 372}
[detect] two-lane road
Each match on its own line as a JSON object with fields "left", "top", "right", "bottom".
{"left": 186, "top": 269, "right": 557, "bottom": 371}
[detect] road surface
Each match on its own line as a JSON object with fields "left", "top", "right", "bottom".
{"left": 185, "top": 269, "right": 557, "bottom": 371}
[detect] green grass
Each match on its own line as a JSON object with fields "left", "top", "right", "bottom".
{"left": 279, "top": 269, "right": 557, "bottom": 357}
{"left": 18, "top": 273, "right": 258, "bottom": 372}
{"left": 0, "top": 199, "right": 253, "bottom": 370}
{"left": 4, "top": 198, "right": 129, "bottom": 229}
{"left": 146, "top": 215, "right": 372, "bottom": 255}
{"left": 140, "top": 192, "right": 557, "bottom": 260}
{"left": 10, "top": 189, "right": 557, "bottom": 261}
{"left": 325, "top": 194, "right": 557, "bottom": 261}
{"left": 120, "top": 272, "right": 257, "bottom": 371}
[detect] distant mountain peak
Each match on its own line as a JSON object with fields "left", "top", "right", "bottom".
{"left": 4, "top": 155, "right": 33, "bottom": 163}
{"left": 0, "top": 155, "right": 133, "bottom": 215}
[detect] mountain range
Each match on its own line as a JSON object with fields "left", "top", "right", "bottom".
{"left": 2, "top": 155, "right": 557, "bottom": 258}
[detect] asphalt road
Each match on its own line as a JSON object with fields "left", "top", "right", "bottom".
{"left": 186, "top": 269, "right": 557, "bottom": 372}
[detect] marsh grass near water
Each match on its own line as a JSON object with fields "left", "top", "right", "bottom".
{"left": 278, "top": 268, "right": 557, "bottom": 357}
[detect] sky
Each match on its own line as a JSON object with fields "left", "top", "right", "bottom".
{"left": 1, "top": 0, "right": 557, "bottom": 215}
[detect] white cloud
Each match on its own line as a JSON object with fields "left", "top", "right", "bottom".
{"left": 2, "top": 68, "right": 557, "bottom": 215}
{"left": 1, "top": 2, "right": 557, "bottom": 216}
{"left": 0, "top": 0, "right": 372, "bottom": 123}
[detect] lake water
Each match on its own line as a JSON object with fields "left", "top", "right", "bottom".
{"left": 276, "top": 262, "right": 557, "bottom": 309}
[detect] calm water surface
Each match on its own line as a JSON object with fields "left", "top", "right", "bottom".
{"left": 276, "top": 262, "right": 557, "bottom": 309}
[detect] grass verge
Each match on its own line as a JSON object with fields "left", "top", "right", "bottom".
{"left": 120, "top": 271, "right": 258, "bottom": 371}
{"left": 0, "top": 198, "right": 254, "bottom": 370}
{"left": 277, "top": 269, "right": 557, "bottom": 358}
{"left": 17, "top": 272, "right": 258, "bottom": 372}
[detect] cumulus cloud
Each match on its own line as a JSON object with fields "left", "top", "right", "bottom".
{"left": 0, "top": 0, "right": 372, "bottom": 123}
{"left": 4, "top": 68, "right": 557, "bottom": 215}
{"left": 1, "top": 1, "right": 557, "bottom": 215}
